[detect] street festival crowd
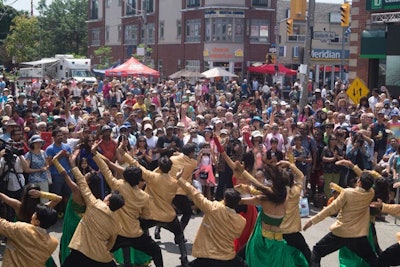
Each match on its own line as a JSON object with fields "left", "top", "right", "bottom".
{"left": 0, "top": 73, "right": 400, "bottom": 267}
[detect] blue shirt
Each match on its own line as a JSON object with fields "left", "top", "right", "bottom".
{"left": 46, "top": 143, "right": 72, "bottom": 176}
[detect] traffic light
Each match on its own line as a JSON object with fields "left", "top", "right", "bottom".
{"left": 340, "top": 3, "right": 350, "bottom": 27}
{"left": 290, "top": 0, "right": 306, "bottom": 21}
{"left": 287, "top": 18, "right": 293, "bottom": 35}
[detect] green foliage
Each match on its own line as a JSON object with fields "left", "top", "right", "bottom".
{"left": 94, "top": 46, "right": 112, "bottom": 69}
{"left": 0, "top": 3, "right": 22, "bottom": 64}
{"left": 5, "top": 15, "right": 40, "bottom": 63}
{"left": 37, "top": 0, "right": 88, "bottom": 57}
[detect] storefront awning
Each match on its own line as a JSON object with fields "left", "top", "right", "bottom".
{"left": 360, "top": 30, "right": 386, "bottom": 59}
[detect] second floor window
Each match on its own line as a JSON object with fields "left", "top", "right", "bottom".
{"left": 186, "top": 19, "right": 201, "bottom": 43}
{"left": 205, "top": 18, "right": 244, "bottom": 43}
{"left": 250, "top": 19, "right": 269, "bottom": 43}
{"left": 125, "top": 24, "right": 138, "bottom": 45}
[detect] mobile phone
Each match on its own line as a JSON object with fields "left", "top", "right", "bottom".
{"left": 203, "top": 148, "right": 210, "bottom": 154}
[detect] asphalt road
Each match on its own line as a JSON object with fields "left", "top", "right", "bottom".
{"left": 0, "top": 205, "right": 399, "bottom": 267}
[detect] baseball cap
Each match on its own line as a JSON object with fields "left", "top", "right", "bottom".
{"left": 144, "top": 124, "right": 153, "bottom": 131}
{"left": 101, "top": 125, "right": 112, "bottom": 132}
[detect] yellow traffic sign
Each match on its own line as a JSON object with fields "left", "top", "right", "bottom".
{"left": 346, "top": 77, "right": 369, "bottom": 105}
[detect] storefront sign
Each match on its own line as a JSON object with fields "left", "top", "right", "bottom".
{"left": 203, "top": 44, "right": 244, "bottom": 61}
{"left": 367, "top": 0, "right": 400, "bottom": 11}
{"left": 311, "top": 49, "right": 349, "bottom": 60}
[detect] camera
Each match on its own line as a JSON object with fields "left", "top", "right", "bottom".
{"left": 0, "top": 141, "right": 24, "bottom": 167}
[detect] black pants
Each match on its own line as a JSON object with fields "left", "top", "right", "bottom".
{"left": 216, "top": 167, "right": 233, "bottom": 201}
{"left": 283, "top": 232, "right": 311, "bottom": 265}
{"left": 111, "top": 234, "right": 163, "bottom": 267}
{"left": 140, "top": 217, "right": 188, "bottom": 265}
{"left": 189, "top": 257, "right": 246, "bottom": 267}
{"left": 173, "top": 194, "right": 192, "bottom": 231}
{"left": 378, "top": 243, "right": 400, "bottom": 267}
{"left": 311, "top": 232, "right": 377, "bottom": 267}
{"left": 62, "top": 250, "right": 116, "bottom": 267}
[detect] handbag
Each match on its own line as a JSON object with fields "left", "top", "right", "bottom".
{"left": 199, "top": 171, "right": 209, "bottom": 180}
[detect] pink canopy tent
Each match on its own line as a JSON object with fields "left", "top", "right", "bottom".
{"left": 105, "top": 57, "right": 160, "bottom": 77}
{"left": 248, "top": 64, "right": 297, "bottom": 76}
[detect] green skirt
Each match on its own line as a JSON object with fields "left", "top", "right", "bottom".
{"left": 60, "top": 197, "right": 86, "bottom": 265}
{"left": 339, "top": 222, "right": 375, "bottom": 267}
{"left": 246, "top": 213, "right": 297, "bottom": 267}
{"left": 113, "top": 247, "right": 152, "bottom": 265}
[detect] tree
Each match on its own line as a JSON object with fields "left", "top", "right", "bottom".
{"left": 4, "top": 15, "right": 40, "bottom": 63}
{"left": 37, "top": 0, "right": 88, "bottom": 57}
{"left": 0, "top": 3, "right": 22, "bottom": 65}
{"left": 93, "top": 46, "right": 112, "bottom": 69}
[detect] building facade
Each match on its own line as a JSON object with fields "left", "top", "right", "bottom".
{"left": 87, "top": 0, "right": 277, "bottom": 80}
{"left": 277, "top": 1, "right": 350, "bottom": 88}
{"left": 349, "top": 0, "right": 400, "bottom": 96}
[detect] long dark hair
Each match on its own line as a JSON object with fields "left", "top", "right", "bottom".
{"left": 19, "top": 183, "right": 41, "bottom": 223}
{"left": 253, "top": 164, "right": 289, "bottom": 204}
{"left": 118, "top": 134, "right": 131, "bottom": 151}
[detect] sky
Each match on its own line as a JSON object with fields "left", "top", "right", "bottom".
{"left": 5, "top": 0, "right": 348, "bottom": 15}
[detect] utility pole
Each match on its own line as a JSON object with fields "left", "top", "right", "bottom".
{"left": 141, "top": 0, "right": 147, "bottom": 65}
{"left": 299, "top": 0, "right": 315, "bottom": 112}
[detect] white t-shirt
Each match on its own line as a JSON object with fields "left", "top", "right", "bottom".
{"left": 145, "top": 136, "right": 159, "bottom": 161}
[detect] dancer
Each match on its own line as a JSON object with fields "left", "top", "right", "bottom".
{"left": 335, "top": 159, "right": 389, "bottom": 267}
{"left": 62, "top": 155, "right": 125, "bottom": 267}
{"left": 0, "top": 204, "right": 58, "bottom": 266}
{"left": 303, "top": 171, "right": 378, "bottom": 267}
{"left": 214, "top": 136, "right": 298, "bottom": 267}
{"left": 0, "top": 183, "right": 61, "bottom": 267}
{"left": 92, "top": 149, "right": 163, "bottom": 267}
{"left": 175, "top": 168, "right": 246, "bottom": 267}
{"left": 52, "top": 150, "right": 102, "bottom": 264}
{"left": 371, "top": 194, "right": 400, "bottom": 267}
{"left": 154, "top": 143, "right": 198, "bottom": 240}
{"left": 119, "top": 147, "right": 190, "bottom": 267}
{"left": 278, "top": 160, "right": 311, "bottom": 266}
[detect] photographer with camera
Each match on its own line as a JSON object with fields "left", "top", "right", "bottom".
{"left": 0, "top": 129, "right": 26, "bottom": 221}
{"left": 346, "top": 130, "right": 374, "bottom": 186}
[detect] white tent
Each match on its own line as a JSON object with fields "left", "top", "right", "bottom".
{"left": 201, "top": 67, "right": 238, "bottom": 78}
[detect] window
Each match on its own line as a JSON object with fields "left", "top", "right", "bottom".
{"left": 187, "top": 0, "right": 200, "bottom": 8}
{"left": 147, "top": 23, "right": 155, "bottom": 44}
{"left": 126, "top": 0, "right": 136, "bottom": 15}
{"left": 185, "top": 19, "right": 201, "bottom": 43}
{"left": 177, "top": 20, "right": 182, "bottom": 38}
{"left": 250, "top": 19, "right": 269, "bottom": 43}
{"left": 205, "top": 18, "right": 244, "bottom": 43}
{"left": 118, "top": 0, "right": 122, "bottom": 6}
{"left": 105, "top": 26, "right": 109, "bottom": 42}
{"left": 125, "top": 24, "right": 138, "bottom": 45}
{"left": 185, "top": 60, "right": 201, "bottom": 72}
{"left": 118, "top": 25, "right": 122, "bottom": 41}
{"left": 91, "top": 28, "right": 101, "bottom": 46}
{"left": 252, "top": 0, "right": 269, "bottom": 7}
{"left": 106, "top": 0, "right": 111, "bottom": 8}
{"left": 330, "top": 34, "right": 350, "bottom": 44}
{"left": 159, "top": 21, "right": 165, "bottom": 40}
{"left": 143, "top": 0, "right": 154, "bottom": 13}
{"left": 90, "top": 0, "right": 98, "bottom": 19}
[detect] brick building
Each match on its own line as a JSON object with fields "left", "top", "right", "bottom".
{"left": 87, "top": 0, "right": 278, "bottom": 80}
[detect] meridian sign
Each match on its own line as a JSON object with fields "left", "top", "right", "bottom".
{"left": 367, "top": 0, "right": 400, "bottom": 10}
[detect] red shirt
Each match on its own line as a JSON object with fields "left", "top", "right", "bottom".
{"left": 98, "top": 139, "right": 117, "bottom": 161}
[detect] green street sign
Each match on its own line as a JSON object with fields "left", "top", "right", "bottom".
{"left": 367, "top": 0, "right": 400, "bottom": 11}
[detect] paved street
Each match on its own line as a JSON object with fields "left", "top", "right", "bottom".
{"left": 0, "top": 204, "right": 399, "bottom": 266}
